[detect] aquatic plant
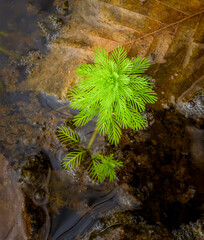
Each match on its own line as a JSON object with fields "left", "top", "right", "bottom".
{"left": 57, "top": 45, "right": 157, "bottom": 182}
{"left": 57, "top": 126, "right": 80, "bottom": 144}
{"left": 61, "top": 149, "right": 86, "bottom": 170}
{"left": 88, "top": 154, "right": 123, "bottom": 182}
{"left": 57, "top": 126, "right": 85, "bottom": 169}
{"left": 68, "top": 45, "right": 157, "bottom": 145}
{"left": 57, "top": 126, "right": 122, "bottom": 182}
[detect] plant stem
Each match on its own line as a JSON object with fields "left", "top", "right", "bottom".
{"left": 87, "top": 126, "right": 98, "bottom": 150}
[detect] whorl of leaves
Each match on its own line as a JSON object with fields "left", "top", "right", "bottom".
{"left": 88, "top": 154, "right": 123, "bottom": 182}
{"left": 68, "top": 45, "right": 157, "bottom": 145}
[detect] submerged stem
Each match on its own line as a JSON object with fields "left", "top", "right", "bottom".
{"left": 87, "top": 126, "right": 98, "bottom": 150}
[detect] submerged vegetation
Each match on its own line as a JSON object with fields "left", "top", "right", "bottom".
{"left": 57, "top": 45, "right": 157, "bottom": 182}
{"left": 57, "top": 125, "right": 123, "bottom": 182}
{"left": 68, "top": 45, "right": 157, "bottom": 145}
{"left": 88, "top": 153, "right": 123, "bottom": 182}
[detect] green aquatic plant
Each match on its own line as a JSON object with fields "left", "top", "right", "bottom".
{"left": 88, "top": 154, "right": 123, "bottom": 182}
{"left": 61, "top": 149, "right": 86, "bottom": 170}
{"left": 57, "top": 126, "right": 85, "bottom": 169}
{"left": 57, "top": 125, "right": 122, "bottom": 182}
{"left": 57, "top": 45, "right": 157, "bottom": 182}
{"left": 68, "top": 45, "right": 157, "bottom": 145}
{"left": 57, "top": 126, "right": 80, "bottom": 144}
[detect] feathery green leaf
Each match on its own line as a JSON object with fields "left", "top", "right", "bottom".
{"left": 88, "top": 154, "right": 123, "bottom": 182}
{"left": 61, "top": 149, "right": 85, "bottom": 170}
{"left": 57, "top": 126, "right": 80, "bottom": 145}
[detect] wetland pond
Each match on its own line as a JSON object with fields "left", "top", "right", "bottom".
{"left": 0, "top": 0, "right": 204, "bottom": 239}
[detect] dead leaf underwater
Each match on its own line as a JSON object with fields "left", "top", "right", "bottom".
{"left": 20, "top": 0, "right": 204, "bottom": 109}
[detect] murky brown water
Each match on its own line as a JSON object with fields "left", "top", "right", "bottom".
{"left": 0, "top": 0, "right": 204, "bottom": 240}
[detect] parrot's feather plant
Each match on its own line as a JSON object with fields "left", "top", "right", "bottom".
{"left": 57, "top": 126, "right": 80, "bottom": 144}
{"left": 57, "top": 125, "right": 122, "bottom": 182}
{"left": 88, "top": 154, "right": 123, "bottom": 182}
{"left": 57, "top": 126, "right": 85, "bottom": 170}
{"left": 68, "top": 45, "right": 157, "bottom": 145}
{"left": 61, "top": 149, "right": 86, "bottom": 170}
{"left": 57, "top": 45, "right": 157, "bottom": 182}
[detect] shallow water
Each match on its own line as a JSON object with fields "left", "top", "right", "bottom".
{"left": 0, "top": 0, "right": 204, "bottom": 240}
{"left": 0, "top": 3, "right": 136, "bottom": 239}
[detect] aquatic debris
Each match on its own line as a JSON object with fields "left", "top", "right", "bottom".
{"left": 176, "top": 76, "right": 204, "bottom": 119}
{"left": 116, "top": 184, "right": 142, "bottom": 210}
{"left": 55, "top": 0, "right": 70, "bottom": 15}
{"left": 37, "top": 21, "right": 57, "bottom": 41}
{"left": 37, "top": 1, "right": 68, "bottom": 42}
{"left": 90, "top": 211, "right": 174, "bottom": 240}
{"left": 0, "top": 31, "right": 8, "bottom": 37}
{"left": 0, "top": 46, "right": 12, "bottom": 55}
{"left": 0, "top": 82, "right": 3, "bottom": 91}
{"left": 48, "top": 15, "right": 64, "bottom": 29}
{"left": 18, "top": 50, "right": 42, "bottom": 74}
{"left": 172, "top": 220, "right": 204, "bottom": 240}
{"left": 90, "top": 211, "right": 142, "bottom": 236}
